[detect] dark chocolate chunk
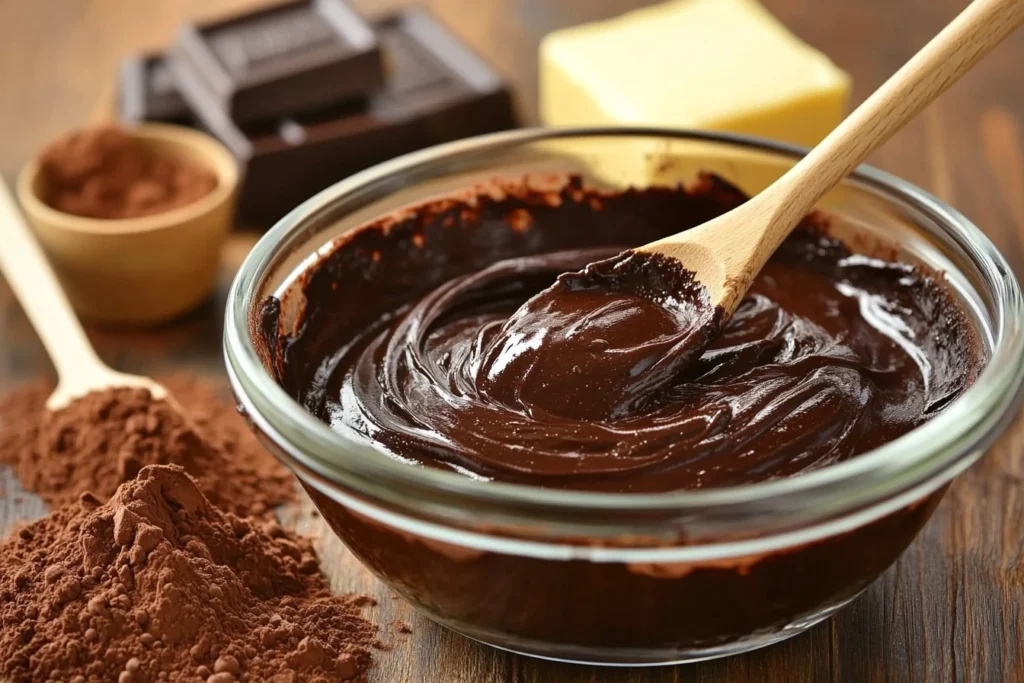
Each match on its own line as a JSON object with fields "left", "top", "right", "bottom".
{"left": 170, "top": 0, "right": 383, "bottom": 124}
{"left": 117, "top": 54, "right": 192, "bottom": 124}
{"left": 176, "top": 7, "right": 517, "bottom": 228}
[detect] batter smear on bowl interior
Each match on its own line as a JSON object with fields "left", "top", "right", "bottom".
{"left": 260, "top": 174, "right": 984, "bottom": 492}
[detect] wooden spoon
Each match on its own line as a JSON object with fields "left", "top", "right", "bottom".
{"left": 0, "top": 180, "right": 169, "bottom": 411}
{"left": 637, "top": 0, "right": 1024, "bottom": 317}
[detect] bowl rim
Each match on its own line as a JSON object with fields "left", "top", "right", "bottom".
{"left": 225, "top": 126, "right": 1024, "bottom": 523}
{"left": 17, "top": 122, "right": 239, "bottom": 235}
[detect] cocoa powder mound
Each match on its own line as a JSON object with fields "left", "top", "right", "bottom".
{"left": 38, "top": 125, "right": 218, "bottom": 220}
{"left": 0, "top": 465, "right": 378, "bottom": 682}
{"left": 0, "top": 376, "right": 295, "bottom": 517}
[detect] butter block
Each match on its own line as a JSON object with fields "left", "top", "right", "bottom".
{"left": 540, "top": 0, "right": 851, "bottom": 148}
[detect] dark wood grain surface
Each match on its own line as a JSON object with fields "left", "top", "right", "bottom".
{"left": 2, "top": 1, "right": 1023, "bottom": 681}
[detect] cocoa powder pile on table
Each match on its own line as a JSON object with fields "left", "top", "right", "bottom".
{"left": 0, "top": 376, "right": 294, "bottom": 517}
{"left": 0, "top": 465, "right": 378, "bottom": 682}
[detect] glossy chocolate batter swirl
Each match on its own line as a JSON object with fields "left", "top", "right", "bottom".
{"left": 474, "top": 250, "right": 723, "bottom": 421}
{"left": 263, "top": 176, "right": 982, "bottom": 493}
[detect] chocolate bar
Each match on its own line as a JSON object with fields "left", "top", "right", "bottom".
{"left": 176, "top": 7, "right": 517, "bottom": 227}
{"left": 170, "top": 0, "right": 383, "bottom": 124}
{"left": 118, "top": 54, "right": 192, "bottom": 124}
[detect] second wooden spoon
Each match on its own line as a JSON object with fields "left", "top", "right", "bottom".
{"left": 0, "top": 180, "right": 169, "bottom": 411}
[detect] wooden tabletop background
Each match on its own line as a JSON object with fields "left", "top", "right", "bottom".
{"left": 2, "top": 0, "right": 1023, "bottom": 681}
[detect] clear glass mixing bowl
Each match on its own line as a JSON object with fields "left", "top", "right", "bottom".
{"left": 225, "top": 128, "right": 1024, "bottom": 665}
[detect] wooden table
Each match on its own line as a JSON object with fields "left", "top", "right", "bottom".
{"left": 2, "top": 1, "right": 1023, "bottom": 680}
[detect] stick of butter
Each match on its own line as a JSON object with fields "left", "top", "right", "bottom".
{"left": 540, "top": 0, "right": 851, "bottom": 148}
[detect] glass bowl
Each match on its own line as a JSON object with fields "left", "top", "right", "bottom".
{"left": 225, "top": 128, "right": 1024, "bottom": 666}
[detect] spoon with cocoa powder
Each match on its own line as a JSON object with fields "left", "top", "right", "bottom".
{"left": 0, "top": 179, "right": 171, "bottom": 410}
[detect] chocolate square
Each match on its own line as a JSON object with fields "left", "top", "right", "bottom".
{"left": 118, "top": 54, "right": 192, "bottom": 124}
{"left": 180, "top": 7, "right": 516, "bottom": 227}
{"left": 170, "top": 0, "right": 383, "bottom": 124}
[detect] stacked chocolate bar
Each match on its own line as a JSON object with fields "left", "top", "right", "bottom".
{"left": 118, "top": 1, "right": 517, "bottom": 227}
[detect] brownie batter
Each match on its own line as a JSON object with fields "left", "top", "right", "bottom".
{"left": 261, "top": 175, "right": 982, "bottom": 493}
{"left": 475, "top": 250, "right": 723, "bottom": 421}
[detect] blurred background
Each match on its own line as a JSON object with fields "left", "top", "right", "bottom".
{"left": 2, "top": 0, "right": 1022, "bottom": 252}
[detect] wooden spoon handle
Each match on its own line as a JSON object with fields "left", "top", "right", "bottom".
{"left": 771, "top": 0, "right": 1024, "bottom": 231}
{"left": 0, "top": 180, "right": 105, "bottom": 380}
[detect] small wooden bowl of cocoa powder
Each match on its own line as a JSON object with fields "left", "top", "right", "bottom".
{"left": 17, "top": 123, "right": 238, "bottom": 324}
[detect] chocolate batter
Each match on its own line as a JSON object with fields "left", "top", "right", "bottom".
{"left": 475, "top": 250, "right": 723, "bottom": 421}
{"left": 261, "top": 175, "right": 982, "bottom": 493}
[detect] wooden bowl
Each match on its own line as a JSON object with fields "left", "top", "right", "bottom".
{"left": 16, "top": 123, "right": 239, "bottom": 325}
